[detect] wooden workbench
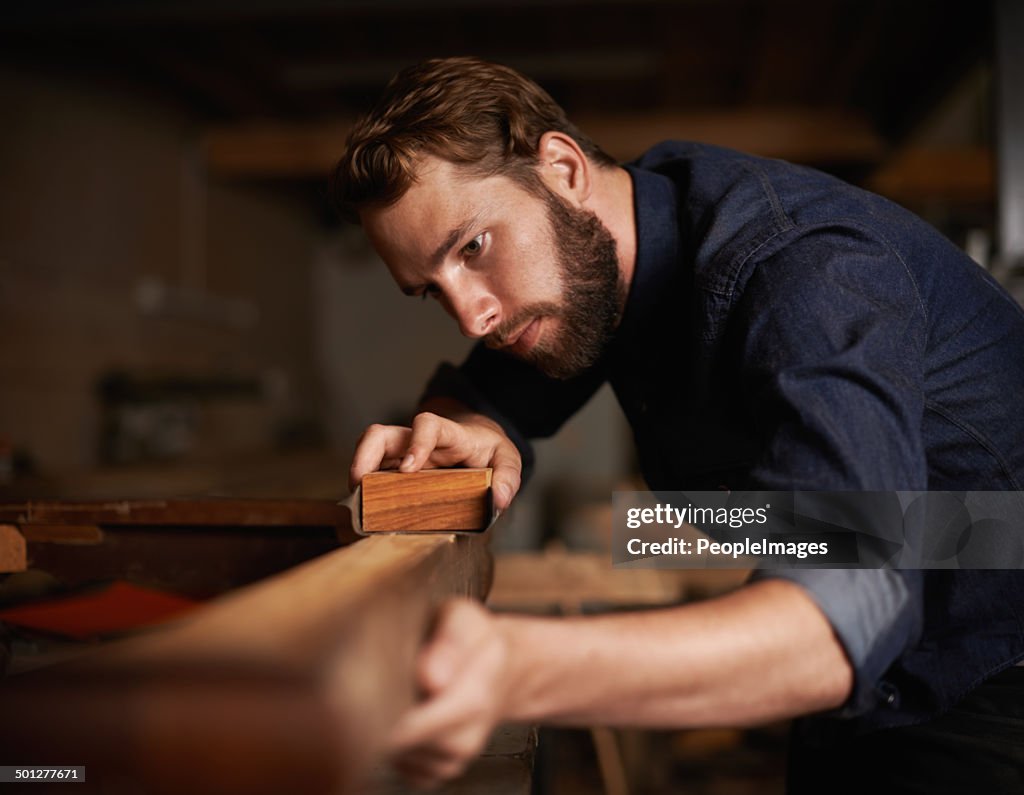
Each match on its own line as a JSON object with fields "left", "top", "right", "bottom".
{"left": 0, "top": 496, "right": 503, "bottom": 794}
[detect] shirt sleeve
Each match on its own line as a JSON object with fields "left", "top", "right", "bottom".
{"left": 748, "top": 567, "right": 923, "bottom": 716}
{"left": 732, "top": 225, "right": 930, "bottom": 715}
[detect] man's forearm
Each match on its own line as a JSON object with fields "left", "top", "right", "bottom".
{"left": 495, "top": 579, "right": 853, "bottom": 728}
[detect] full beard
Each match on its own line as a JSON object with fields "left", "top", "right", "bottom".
{"left": 489, "top": 190, "right": 624, "bottom": 380}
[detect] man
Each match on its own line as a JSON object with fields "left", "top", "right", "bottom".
{"left": 332, "top": 57, "right": 1024, "bottom": 792}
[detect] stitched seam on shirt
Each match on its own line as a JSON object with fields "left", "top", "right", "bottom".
{"left": 924, "top": 400, "right": 1024, "bottom": 490}
{"left": 710, "top": 226, "right": 794, "bottom": 300}
{"left": 751, "top": 163, "right": 795, "bottom": 232}
{"left": 717, "top": 166, "right": 795, "bottom": 298}
{"left": 840, "top": 219, "right": 930, "bottom": 327}
{"left": 726, "top": 217, "right": 930, "bottom": 327}
{"left": 696, "top": 223, "right": 836, "bottom": 342}
{"left": 978, "top": 267, "right": 1024, "bottom": 321}
{"left": 697, "top": 165, "right": 795, "bottom": 299}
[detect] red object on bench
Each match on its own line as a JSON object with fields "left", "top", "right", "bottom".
{"left": 0, "top": 581, "right": 199, "bottom": 640}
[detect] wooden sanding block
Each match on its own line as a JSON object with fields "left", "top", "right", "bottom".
{"left": 360, "top": 468, "right": 493, "bottom": 533}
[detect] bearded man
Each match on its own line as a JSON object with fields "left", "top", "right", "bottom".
{"left": 333, "top": 57, "right": 1024, "bottom": 793}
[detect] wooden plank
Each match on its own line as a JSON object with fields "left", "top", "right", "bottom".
{"left": 489, "top": 550, "right": 685, "bottom": 611}
{"left": 867, "top": 146, "right": 994, "bottom": 204}
{"left": 0, "top": 524, "right": 27, "bottom": 573}
{"left": 0, "top": 498, "right": 352, "bottom": 530}
{"left": 204, "top": 120, "right": 353, "bottom": 178}
{"left": 489, "top": 550, "right": 752, "bottom": 611}
{"left": 576, "top": 108, "right": 885, "bottom": 165}
{"left": 361, "top": 468, "right": 492, "bottom": 533}
{"left": 24, "top": 524, "right": 345, "bottom": 599}
{"left": 19, "top": 523, "right": 105, "bottom": 544}
{"left": 203, "top": 109, "right": 886, "bottom": 179}
{"left": 2, "top": 497, "right": 357, "bottom": 599}
{"left": 0, "top": 531, "right": 492, "bottom": 794}
{"left": 0, "top": 451, "right": 354, "bottom": 502}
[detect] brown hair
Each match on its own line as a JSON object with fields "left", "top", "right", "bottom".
{"left": 331, "top": 56, "right": 615, "bottom": 222}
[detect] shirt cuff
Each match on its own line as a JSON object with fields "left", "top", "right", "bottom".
{"left": 749, "top": 567, "right": 923, "bottom": 716}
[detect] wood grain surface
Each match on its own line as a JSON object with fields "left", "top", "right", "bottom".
{"left": 0, "top": 524, "right": 27, "bottom": 573}
{"left": 0, "top": 531, "right": 493, "bottom": 795}
{"left": 0, "top": 497, "right": 360, "bottom": 597}
{"left": 361, "top": 468, "right": 492, "bottom": 532}
{"left": 0, "top": 497, "right": 350, "bottom": 528}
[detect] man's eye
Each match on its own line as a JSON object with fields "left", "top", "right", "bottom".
{"left": 463, "top": 234, "right": 485, "bottom": 256}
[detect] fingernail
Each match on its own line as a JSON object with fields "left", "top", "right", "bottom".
{"left": 401, "top": 454, "right": 415, "bottom": 470}
{"left": 496, "top": 484, "right": 511, "bottom": 509}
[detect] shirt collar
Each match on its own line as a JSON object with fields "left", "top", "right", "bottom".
{"left": 612, "top": 164, "right": 682, "bottom": 345}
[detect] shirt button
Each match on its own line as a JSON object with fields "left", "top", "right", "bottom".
{"left": 877, "top": 681, "right": 900, "bottom": 707}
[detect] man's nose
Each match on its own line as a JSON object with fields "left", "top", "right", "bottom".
{"left": 445, "top": 287, "right": 499, "bottom": 338}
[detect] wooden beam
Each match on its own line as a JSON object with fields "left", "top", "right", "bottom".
{"left": 0, "top": 498, "right": 352, "bottom": 529}
{"left": 21, "top": 523, "right": 345, "bottom": 598}
{"left": 203, "top": 108, "right": 886, "bottom": 179}
{"left": 361, "top": 468, "right": 492, "bottom": 533}
{"left": 0, "top": 498, "right": 360, "bottom": 598}
{"left": 1, "top": 531, "right": 492, "bottom": 794}
{"left": 867, "top": 146, "right": 995, "bottom": 205}
{"left": 17, "top": 523, "right": 105, "bottom": 545}
{"left": 488, "top": 549, "right": 751, "bottom": 611}
{"left": 204, "top": 121, "right": 354, "bottom": 178}
{"left": 22, "top": 451, "right": 354, "bottom": 502}
{"left": 0, "top": 524, "right": 27, "bottom": 573}
{"left": 489, "top": 549, "right": 684, "bottom": 610}
{"left": 577, "top": 108, "right": 886, "bottom": 165}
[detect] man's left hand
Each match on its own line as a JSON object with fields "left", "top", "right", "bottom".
{"left": 388, "top": 599, "right": 512, "bottom": 789}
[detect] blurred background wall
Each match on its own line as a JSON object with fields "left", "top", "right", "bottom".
{"left": 0, "top": 0, "right": 1016, "bottom": 550}
{"left": 0, "top": 66, "right": 322, "bottom": 475}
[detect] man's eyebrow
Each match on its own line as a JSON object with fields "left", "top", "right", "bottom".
{"left": 397, "top": 214, "right": 483, "bottom": 295}
{"left": 429, "top": 216, "right": 479, "bottom": 268}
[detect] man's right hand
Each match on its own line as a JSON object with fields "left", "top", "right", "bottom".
{"left": 349, "top": 409, "right": 522, "bottom": 511}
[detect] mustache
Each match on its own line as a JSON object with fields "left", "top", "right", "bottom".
{"left": 485, "top": 302, "right": 561, "bottom": 347}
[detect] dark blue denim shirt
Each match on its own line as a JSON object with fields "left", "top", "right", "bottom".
{"left": 425, "top": 141, "right": 1024, "bottom": 733}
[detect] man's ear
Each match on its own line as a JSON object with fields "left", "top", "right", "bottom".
{"left": 536, "top": 132, "right": 592, "bottom": 206}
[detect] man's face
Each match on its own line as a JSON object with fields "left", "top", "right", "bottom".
{"left": 361, "top": 156, "right": 622, "bottom": 379}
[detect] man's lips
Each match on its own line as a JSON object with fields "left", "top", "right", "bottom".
{"left": 506, "top": 317, "right": 541, "bottom": 356}
{"left": 489, "top": 317, "right": 541, "bottom": 355}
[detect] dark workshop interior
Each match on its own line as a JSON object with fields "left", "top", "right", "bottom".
{"left": 1, "top": 1, "right": 1021, "bottom": 793}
